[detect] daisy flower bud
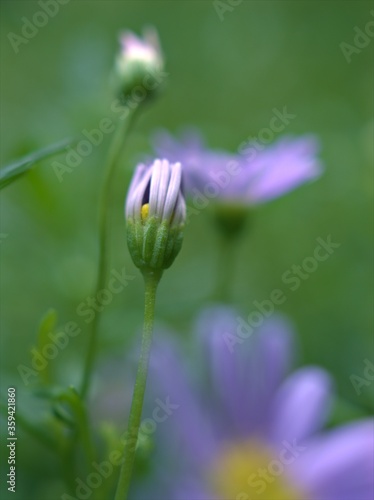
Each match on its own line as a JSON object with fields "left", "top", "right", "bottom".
{"left": 125, "top": 159, "right": 186, "bottom": 273}
{"left": 114, "top": 28, "right": 164, "bottom": 101}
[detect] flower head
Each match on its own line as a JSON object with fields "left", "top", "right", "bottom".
{"left": 153, "top": 129, "right": 322, "bottom": 205}
{"left": 148, "top": 307, "right": 374, "bottom": 500}
{"left": 125, "top": 159, "right": 186, "bottom": 273}
{"left": 114, "top": 28, "right": 164, "bottom": 100}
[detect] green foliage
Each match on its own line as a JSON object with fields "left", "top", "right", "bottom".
{"left": 0, "top": 138, "right": 74, "bottom": 189}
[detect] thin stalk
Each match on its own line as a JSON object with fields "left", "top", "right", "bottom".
{"left": 62, "top": 431, "right": 78, "bottom": 495}
{"left": 214, "top": 235, "right": 236, "bottom": 302}
{"left": 80, "top": 110, "right": 137, "bottom": 399}
{"left": 114, "top": 270, "right": 161, "bottom": 500}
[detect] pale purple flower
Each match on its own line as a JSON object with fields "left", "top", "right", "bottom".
{"left": 152, "top": 129, "right": 322, "bottom": 205}
{"left": 148, "top": 307, "right": 373, "bottom": 500}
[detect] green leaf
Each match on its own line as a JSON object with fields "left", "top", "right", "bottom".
{"left": 37, "top": 309, "right": 58, "bottom": 353}
{"left": 36, "top": 309, "right": 58, "bottom": 385}
{"left": 0, "top": 137, "right": 75, "bottom": 190}
{"left": 52, "top": 404, "right": 76, "bottom": 428}
{"left": 53, "top": 386, "right": 96, "bottom": 463}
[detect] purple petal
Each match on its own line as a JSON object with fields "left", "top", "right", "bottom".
{"left": 195, "top": 307, "right": 294, "bottom": 437}
{"left": 153, "top": 131, "right": 322, "bottom": 204}
{"left": 152, "top": 129, "right": 213, "bottom": 193}
{"left": 268, "top": 367, "right": 333, "bottom": 446}
{"left": 148, "top": 336, "right": 218, "bottom": 465}
{"left": 204, "top": 154, "right": 245, "bottom": 199}
{"left": 247, "top": 315, "right": 296, "bottom": 434}
{"left": 291, "top": 420, "right": 374, "bottom": 500}
{"left": 246, "top": 135, "right": 322, "bottom": 203}
{"left": 179, "top": 128, "right": 207, "bottom": 150}
{"left": 152, "top": 128, "right": 206, "bottom": 165}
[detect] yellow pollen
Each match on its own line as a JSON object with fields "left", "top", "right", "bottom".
{"left": 208, "top": 440, "right": 305, "bottom": 500}
{"left": 141, "top": 203, "right": 149, "bottom": 222}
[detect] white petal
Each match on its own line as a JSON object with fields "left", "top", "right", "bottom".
{"left": 125, "top": 164, "right": 148, "bottom": 218}
{"left": 149, "top": 159, "right": 162, "bottom": 216}
{"left": 163, "top": 162, "right": 182, "bottom": 221}
{"left": 171, "top": 193, "right": 186, "bottom": 227}
{"left": 156, "top": 159, "right": 171, "bottom": 217}
{"left": 132, "top": 167, "right": 153, "bottom": 221}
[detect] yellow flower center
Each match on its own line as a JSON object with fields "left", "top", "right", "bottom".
{"left": 208, "top": 440, "right": 305, "bottom": 500}
{"left": 141, "top": 203, "right": 149, "bottom": 222}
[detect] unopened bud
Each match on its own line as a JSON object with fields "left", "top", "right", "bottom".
{"left": 125, "top": 159, "right": 186, "bottom": 273}
{"left": 114, "top": 27, "right": 164, "bottom": 101}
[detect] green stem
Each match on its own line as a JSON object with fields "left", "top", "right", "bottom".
{"left": 80, "top": 110, "right": 137, "bottom": 400}
{"left": 212, "top": 203, "right": 249, "bottom": 302}
{"left": 61, "top": 431, "right": 78, "bottom": 495}
{"left": 114, "top": 270, "right": 161, "bottom": 500}
{"left": 214, "top": 236, "right": 236, "bottom": 302}
{"left": 57, "top": 388, "right": 97, "bottom": 465}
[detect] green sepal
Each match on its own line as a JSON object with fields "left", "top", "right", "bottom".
{"left": 163, "top": 224, "right": 184, "bottom": 269}
{"left": 143, "top": 216, "right": 160, "bottom": 265}
{"left": 151, "top": 221, "right": 169, "bottom": 269}
{"left": 126, "top": 217, "right": 184, "bottom": 272}
{"left": 126, "top": 219, "right": 143, "bottom": 268}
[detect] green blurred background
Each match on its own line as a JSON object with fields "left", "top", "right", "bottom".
{"left": 0, "top": 0, "right": 373, "bottom": 498}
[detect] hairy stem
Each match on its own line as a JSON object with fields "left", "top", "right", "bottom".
{"left": 114, "top": 270, "right": 161, "bottom": 500}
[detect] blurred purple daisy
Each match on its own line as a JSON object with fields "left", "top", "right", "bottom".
{"left": 152, "top": 129, "right": 322, "bottom": 205}
{"left": 149, "top": 307, "right": 373, "bottom": 500}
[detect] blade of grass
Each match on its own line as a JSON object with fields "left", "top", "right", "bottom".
{"left": 0, "top": 137, "right": 75, "bottom": 190}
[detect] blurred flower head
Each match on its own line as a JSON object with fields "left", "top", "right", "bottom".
{"left": 152, "top": 129, "right": 322, "bottom": 206}
{"left": 114, "top": 27, "right": 164, "bottom": 100}
{"left": 125, "top": 159, "right": 186, "bottom": 273}
{"left": 149, "top": 307, "right": 373, "bottom": 500}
